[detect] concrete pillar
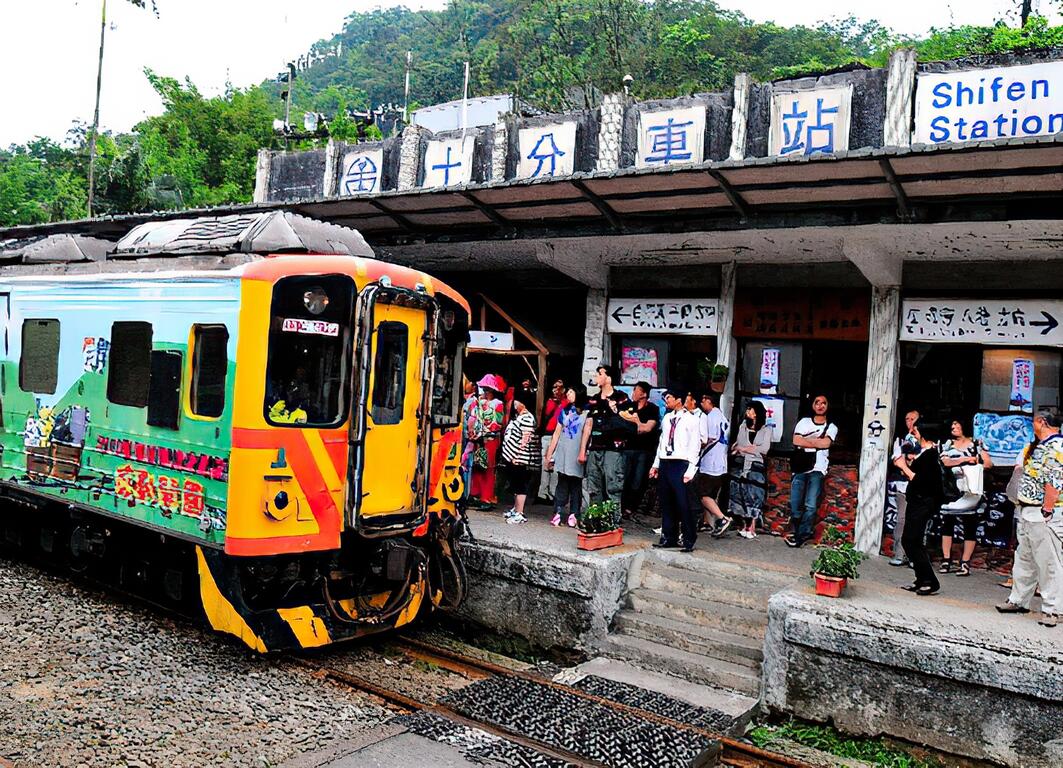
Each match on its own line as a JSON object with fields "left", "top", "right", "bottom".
{"left": 322, "top": 138, "right": 340, "bottom": 197}
{"left": 596, "top": 93, "right": 626, "bottom": 172}
{"left": 716, "top": 261, "right": 738, "bottom": 416}
{"left": 397, "top": 124, "right": 428, "bottom": 191}
{"left": 252, "top": 148, "right": 272, "bottom": 203}
{"left": 854, "top": 286, "right": 901, "bottom": 554}
{"left": 491, "top": 119, "right": 509, "bottom": 181}
{"left": 884, "top": 48, "right": 917, "bottom": 148}
{"left": 728, "top": 74, "right": 752, "bottom": 161}
{"left": 582, "top": 289, "right": 609, "bottom": 392}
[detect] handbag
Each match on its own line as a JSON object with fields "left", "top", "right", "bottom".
{"left": 1005, "top": 461, "right": 1024, "bottom": 505}
{"left": 790, "top": 422, "right": 828, "bottom": 475}
{"left": 959, "top": 463, "right": 984, "bottom": 497}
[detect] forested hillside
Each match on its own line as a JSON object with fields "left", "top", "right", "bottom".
{"left": 2, "top": 1, "right": 1061, "bottom": 227}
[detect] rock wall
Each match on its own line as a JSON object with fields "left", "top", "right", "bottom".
{"left": 454, "top": 536, "right": 638, "bottom": 654}
{"left": 762, "top": 589, "right": 1063, "bottom": 767}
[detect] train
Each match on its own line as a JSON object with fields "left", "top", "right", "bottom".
{"left": 0, "top": 212, "right": 471, "bottom": 652}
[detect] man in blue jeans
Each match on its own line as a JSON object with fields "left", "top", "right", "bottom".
{"left": 785, "top": 394, "right": 838, "bottom": 547}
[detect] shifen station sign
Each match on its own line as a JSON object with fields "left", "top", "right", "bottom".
{"left": 901, "top": 299, "right": 1063, "bottom": 346}
{"left": 915, "top": 61, "right": 1063, "bottom": 144}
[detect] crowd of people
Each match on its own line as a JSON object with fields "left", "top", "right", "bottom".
{"left": 888, "top": 406, "right": 1062, "bottom": 627}
{"left": 459, "top": 364, "right": 831, "bottom": 552}
{"left": 459, "top": 366, "right": 1063, "bottom": 625}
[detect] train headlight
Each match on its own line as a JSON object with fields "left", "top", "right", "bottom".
{"left": 303, "top": 287, "right": 329, "bottom": 315}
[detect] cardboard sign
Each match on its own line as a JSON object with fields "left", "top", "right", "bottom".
{"left": 607, "top": 298, "right": 718, "bottom": 335}
{"left": 915, "top": 61, "right": 1063, "bottom": 145}
{"left": 468, "top": 330, "right": 514, "bottom": 351}
{"left": 282, "top": 318, "right": 339, "bottom": 337}
{"left": 769, "top": 86, "right": 853, "bottom": 156}
{"left": 635, "top": 107, "right": 705, "bottom": 168}
{"left": 516, "top": 122, "right": 577, "bottom": 178}
{"left": 753, "top": 396, "right": 785, "bottom": 442}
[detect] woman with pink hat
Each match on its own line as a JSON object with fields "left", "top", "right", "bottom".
{"left": 467, "top": 373, "right": 506, "bottom": 508}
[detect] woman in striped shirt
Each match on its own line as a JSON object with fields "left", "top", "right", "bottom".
{"left": 502, "top": 391, "right": 541, "bottom": 525}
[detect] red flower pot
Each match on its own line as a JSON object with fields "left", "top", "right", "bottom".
{"left": 577, "top": 528, "right": 624, "bottom": 551}
{"left": 814, "top": 573, "right": 848, "bottom": 598}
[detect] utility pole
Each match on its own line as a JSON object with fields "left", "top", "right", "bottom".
{"left": 402, "top": 50, "right": 412, "bottom": 124}
{"left": 86, "top": 0, "right": 108, "bottom": 218}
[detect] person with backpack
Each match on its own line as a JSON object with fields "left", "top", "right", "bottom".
{"left": 897, "top": 421, "right": 948, "bottom": 596}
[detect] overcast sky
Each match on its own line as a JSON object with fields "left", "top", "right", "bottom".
{"left": 3, "top": 0, "right": 1060, "bottom": 148}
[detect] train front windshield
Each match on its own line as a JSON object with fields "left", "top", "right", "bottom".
{"left": 263, "top": 275, "right": 354, "bottom": 427}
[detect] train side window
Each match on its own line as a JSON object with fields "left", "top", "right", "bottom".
{"left": 147, "top": 350, "right": 182, "bottom": 430}
{"left": 371, "top": 321, "right": 408, "bottom": 426}
{"left": 107, "top": 321, "right": 153, "bottom": 407}
{"left": 19, "top": 319, "right": 60, "bottom": 394}
{"left": 190, "top": 324, "right": 228, "bottom": 418}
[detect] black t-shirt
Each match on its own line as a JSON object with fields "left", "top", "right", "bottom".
{"left": 586, "top": 390, "right": 630, "bottom": 451}
{"left": 622, "top": 401, "right": 661, "bottom": 452}
{"left": 907, "top": 447, "right": 943, "bottom": 503}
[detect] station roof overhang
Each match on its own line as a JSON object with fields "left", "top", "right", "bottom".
{"left": 1, "top": 134, "right": 1061, "bottom": 289}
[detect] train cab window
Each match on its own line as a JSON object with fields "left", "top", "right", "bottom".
{"left": 107, "top": 322, "right": 153, "bottom": 407}
{"left": 147, "top": 350, "right": 182, "bottom": 430}
{"left": 190, "top": 324, "right": 228, "bottom": 418}
{"left": 371, "top": 322, "right": 408, "bottom": 426}
{"left": 19, "top": 319, "right": 60, "bottom": 394}
{"left": 264, "top": 275, "right": 353, "bottom": 427}
{"left": 431, "top": 302, "right": 468, "bottom": 425}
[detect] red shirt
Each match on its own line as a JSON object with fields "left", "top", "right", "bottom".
{"left": 543, "top": 397, "right": 563, "bottom": 434}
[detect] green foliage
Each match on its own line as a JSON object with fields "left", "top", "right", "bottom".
{"left": 749, "top": 719, "right": 943, "bottom": 768}
{"left": 809, "top": 525, "right": 867, "bottom": 580}
{"left": 578, "top": 500, "right": 621, "bottom": 534}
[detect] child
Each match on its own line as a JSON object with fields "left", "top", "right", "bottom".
{"left": 545, "top": 386, "right": 589, "bottom": 527}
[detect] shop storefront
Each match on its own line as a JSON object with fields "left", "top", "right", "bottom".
{"left": 732, "top": 288, "right": 871, "bottom": 539}
{"left": 884, "top": 297, "right": 1063, "bottom": 569}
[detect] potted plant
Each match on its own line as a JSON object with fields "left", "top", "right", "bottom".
{"left": 710, "top": 363, "right": 729, "bottom": 393}
{"left": 577, "top": 500, "right": 623, "bottom": 551}
{"left": 809, "top": 526, "right": 866, "bottom": 597}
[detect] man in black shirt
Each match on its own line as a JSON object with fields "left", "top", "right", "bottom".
{"left": 898, "top": 421, "right": 944, "bottom": 596}
{"left": 582, "top": 364, "right": 630, "bottom": 507}
{"left": 619, "top": 381, "right": 660, "bottom": 517}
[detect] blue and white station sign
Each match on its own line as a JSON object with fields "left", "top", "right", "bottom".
{"left": 914, "top": 60, "right": 1063, "bottom": 145}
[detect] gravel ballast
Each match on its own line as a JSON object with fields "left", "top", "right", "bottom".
{"left": 0, "top": 558, "right": 390, "bottom": 768}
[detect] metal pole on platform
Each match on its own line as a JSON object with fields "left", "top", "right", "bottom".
{"left": 86, "top": 0, "right": 108, "bottom": 219}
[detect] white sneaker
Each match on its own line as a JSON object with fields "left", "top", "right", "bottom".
{"left": 567, "top": 514, "right": 577, "bottom": 528}
{"left": 506, "top": 513, "right": 527, "bottom": 525}
{"left": 653, "top": 527, "right": 663, "bottom": 536}
{"left": 503, "top": 508, "right": 516, "bottom": 519}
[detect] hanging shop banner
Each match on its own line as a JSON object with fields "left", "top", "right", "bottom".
{"left": 769, "top": 86, "right": 853, "bottom": 157}
{"left": 914, "top": 61, "right": 1063, "bottom": 146}
{"left": 468, "top": 331, "right": 514, "bottom": 351}
{"left": 422, "top": 136, "right": 475, "bottom": 187}
{"left": 516, "top": 122, "right": 578, "bottom": 179}
{"left": 635, "top": 107, "right": 706, "bottom": 168}
{"left": 1010, "top": 359, "right": 1035, "bottom": 413}
{"left": 734, "top": 290, "right": 869, "bottom": 341}
{"left": 759, "top": 348, "right": 780, "bottom": 395}
{"left": 974, "top": 412, "right": 1035, "bottom": 466}
{"left": 340, "top": 149, "right": 384, "bottom": 195}
{"left": 901, "top": 299, "right": 1063, "bottom": 347}
{"left": 753, "top": 396, "right": 785, "bottom": 442}
{"left": 620, "top": 345, "right": 659, "bottom": 386}
{"left": 607, "top": 298, "right": 718, "bottom": 336}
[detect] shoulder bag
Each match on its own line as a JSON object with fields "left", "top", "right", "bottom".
{"left": 790, "top": 422, "right": 828, "bottom": 475}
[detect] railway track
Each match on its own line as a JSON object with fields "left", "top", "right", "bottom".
{"left": 298, "top": 636, "right": 811, "bottom": 768}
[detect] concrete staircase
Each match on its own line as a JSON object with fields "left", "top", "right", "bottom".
{"left": 602, "top": 548, "right": 800, "bottom": 698}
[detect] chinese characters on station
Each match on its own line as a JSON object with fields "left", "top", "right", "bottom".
{"left": 341, "top": 149, "right": 384, "bottom": 195}
{"left": 606, "top": 298, "right": 718, "bottom": 336}
{"left": 769, "top": 86, "right": 853, "bottom": 157}
{"left": 914, "top": 61, "right": 1063, "bottom": 145}
{"left": 517, "top": 123, "right": 577, "bottom": 179}
{"left": 635, "top": 107, "right": 705, "bottom": 168}
{"left": 423, "top": 137, "right": 476, "bottom": 187}
{"left": 900, "top": 299, "right": 1063, "bottom": 347}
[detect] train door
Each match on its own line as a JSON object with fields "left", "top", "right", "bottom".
{"left": 357, "top": 302, "right": 428, "bottom": 524}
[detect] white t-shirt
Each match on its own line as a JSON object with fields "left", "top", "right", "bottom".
{"left": 793, "top": 417, "right": 838, "bottom": 475}
{"left": 698, "top": 408, "right": 730, "bottom": 476}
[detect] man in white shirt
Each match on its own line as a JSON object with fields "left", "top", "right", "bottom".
{"left": 696, "top": 392, "right": 732, "bottom": 537}
{"left": 888, "top": 409, "right": 921, "bottom": 566}
{"left": 649, "top": 388, "right": 701, "bottom": 553}
{"left": 785, "top": 394, "right": 839, "bottom": 548}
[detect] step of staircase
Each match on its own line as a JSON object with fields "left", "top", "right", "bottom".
{"left": 628, "top": 588, "right": 768, "bottom": 640}
{"left": 640, "top": 560, "right": 792, "bottom": 611}
{"left": 648, "top": 548, "right": 802, "bottom": 586}
{"left": 613, "top": 609, "right": 763, "bottom": 670}
{"left": 602, "top": 633, "right": 762, "bottom": 697}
